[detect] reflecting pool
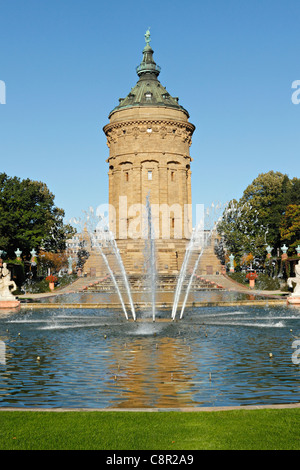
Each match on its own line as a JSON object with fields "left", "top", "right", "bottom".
{"left": 0, "top": 305, "right": 299, "bottom": 408}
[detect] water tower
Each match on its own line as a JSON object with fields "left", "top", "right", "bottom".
{"left": 103, "top": 30, "right": 195, "bottom": 274}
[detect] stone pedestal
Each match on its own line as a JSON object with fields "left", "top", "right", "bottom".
{"left": 287, "top": 295, "right": 300, "bottom": 305}
{"left": 0, "top": 300, "right": 20, "bottom": 309}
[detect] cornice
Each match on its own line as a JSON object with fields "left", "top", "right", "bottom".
{"left": 103, "top": 118, "right": 195, "bottom": 135}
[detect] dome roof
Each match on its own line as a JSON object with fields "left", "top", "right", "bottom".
{"left": 109, "top": 30, "right": 189, "bottom": 118}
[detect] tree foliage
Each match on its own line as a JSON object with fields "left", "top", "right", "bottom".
{"left": 0, "top": 173, "right": 76, "bottom": 258}
{"left": 239, "top": 171, "right": 295, "bottom": 248}
{"left": 280, "top": 204, "right": 300, "bottom": 250}
{"left": 76, "top": 241, "right": 90, "bottom": 268}
{"left": 217, "top": 199, "right": 267, "bottom": 264}
{"left": 38, "top": 251, "right": 68, "bottom": 274}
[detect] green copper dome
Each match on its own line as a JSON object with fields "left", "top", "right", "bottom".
{"left": 109, "top": 30, "right": 189, "bottom": 118}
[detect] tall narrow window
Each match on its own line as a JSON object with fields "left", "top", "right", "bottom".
{"left": 148, "top": 170, "right": 152, "bottom": 181}
{"left": 125, "top": 172, "right": 129, "bottom": 182}
{"left": 171, "top": 171, "right": 175, "bottom": 182}
{"left": 171, "top": 218, "right": 175, "bottom": 229}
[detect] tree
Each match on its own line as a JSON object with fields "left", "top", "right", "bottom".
{"left": 38, "top": 251, "right": 68, "bottom": 275}
{"left": 76, "top": 241, "right": 90, "bottom": 269}
{"left": 280, "top": 204, "right": 300, "bottom": 252}
{"left": 217, "top": 171, "right": 300, "bottom": 266}
{"left": 41, "top": 207, "right": 76, "bottom": 252}
{"left": 290, "top": 178, "right": 300, "bottom": 204}
{"left": 217, "top": 199, "right": 267, "bottom": 265}
{"left": 240, "top": 171, "right": 292, "bottom": 249}
{"left": 0, "top": 173, "right": 76, "bottom": 258}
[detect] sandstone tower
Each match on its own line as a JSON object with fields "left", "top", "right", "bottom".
{"left": 103, "top": 31, "right": 196, "bottom": 274}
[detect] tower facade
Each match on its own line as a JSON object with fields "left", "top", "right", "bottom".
{"left": 103, "top": 32, "right": 196, "bottom": 273}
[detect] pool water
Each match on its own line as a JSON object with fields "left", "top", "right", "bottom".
{"left": 0, "top": 305, "right": 299, "bottom": 408}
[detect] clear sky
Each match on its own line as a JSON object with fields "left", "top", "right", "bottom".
{"left": 0, "top": 0, "right": 299, "bottom": 226}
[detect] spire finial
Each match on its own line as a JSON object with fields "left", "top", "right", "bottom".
{"left": 145, "top": 28, "right": 151, "bottom": 46}
{"left": 136, "top": 28, "right": 161, "bottom": 78}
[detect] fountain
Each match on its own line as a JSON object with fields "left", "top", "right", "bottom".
{"left": 71, "top": 201, "right": 228, "bottom": 321}
{"left": 0, "top": 204, "right": 297, "bottom": 410}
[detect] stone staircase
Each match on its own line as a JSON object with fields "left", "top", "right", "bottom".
{"left": 83, "top": 248, "right": 123, "bottom": 278}
{"left": 83, "top": 238, "right": 223, "bottom": 278}
{"left": 83, "top": 271, "right": 223, "bottom": 294}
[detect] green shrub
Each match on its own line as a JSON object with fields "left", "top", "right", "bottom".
{"left": 228, "top": 272, "right": 280, "bottom": 290}
{"left": 21, "top": 273, "right": 77, "bottom": 294}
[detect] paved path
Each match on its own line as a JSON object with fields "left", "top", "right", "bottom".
{"left": 18, "top": 274, "right": 287, "bottom": 301}
{"left": 18, "top": 276, "right": 102, "bottom": 300}
{"left": 205, "top": 274, "right": 286, "bottom": 297}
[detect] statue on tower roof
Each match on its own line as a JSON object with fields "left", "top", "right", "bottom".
{"left": 145, "top": 28, "right": 151, "bottom": 46}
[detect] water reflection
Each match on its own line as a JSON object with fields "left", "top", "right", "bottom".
{"left": 0, "top": 340, "right": 5, "bottom": 366}
{"left": 106, "top": 335, "right": 199, "bottom": 408}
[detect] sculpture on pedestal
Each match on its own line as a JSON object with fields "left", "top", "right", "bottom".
{"left": 0, "top": 261, "right": 20, "bottom": 308}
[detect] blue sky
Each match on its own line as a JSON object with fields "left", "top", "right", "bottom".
{"left": 0, "top": 0, "right": 299, "bottom": 226}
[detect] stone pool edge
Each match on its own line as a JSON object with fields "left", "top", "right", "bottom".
{"left": 0, "top": 403, "right": 299, "bottom": 412}
{"left": 18, "top": 299, "right": 289, "bottom": 310}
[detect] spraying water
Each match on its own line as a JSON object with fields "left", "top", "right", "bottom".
{"left": 107, "top": 231, "right": 136, "bottom": 321}
{"left": 73, "top": 209, "right": 136, "bottom": 321}
{"left": 172, "top": 202, "right": 226, "bottom": 321}
{"left": 89, "top": 231, "right": 129, "bottom": 320}
{"left": 143, "top": 194, "right": 157, "bottom": 322}
{"left": 179, "top": 232, "right": 212, "bottom": 319}
{"left": 171, "top": 227, "right": 198, "bottom": 320}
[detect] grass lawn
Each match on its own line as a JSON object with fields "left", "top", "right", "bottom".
{"left": 0, "top": 408, "right": 299, "bottom": 450}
